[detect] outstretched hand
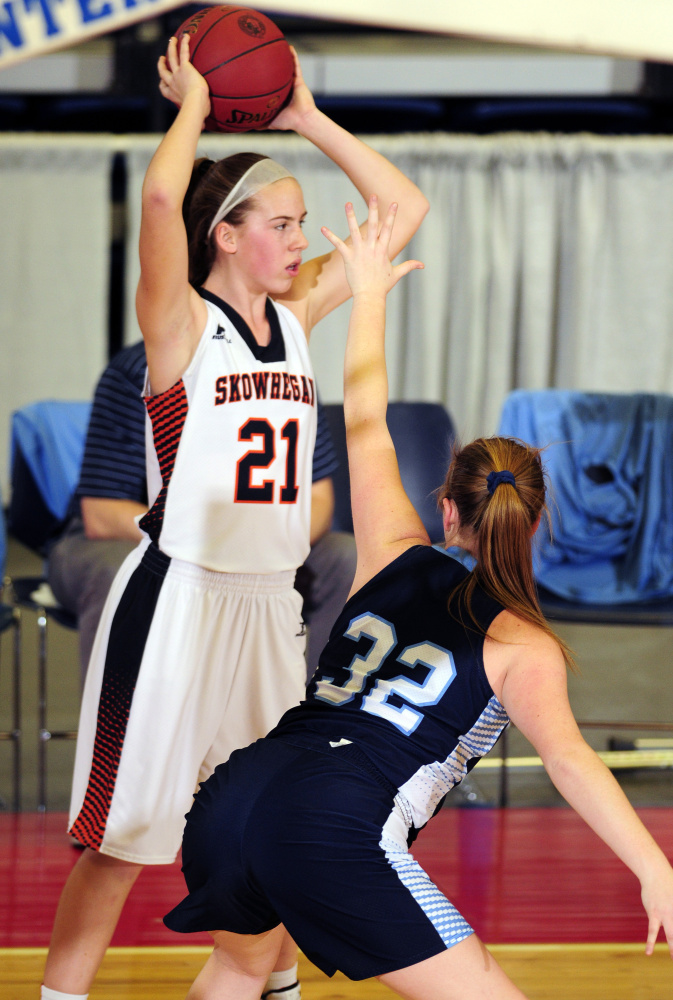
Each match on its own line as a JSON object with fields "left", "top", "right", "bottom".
{"left": 321, "top": 196, "right": 424, "bottom": 299}
{"left": 641, "top": 865, "right": 673, "bottom": 958}
{"left": 157, "top": 34, "right": 210, "bottom": 112}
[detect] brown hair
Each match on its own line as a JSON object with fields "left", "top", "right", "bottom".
{"left": 182, "top": 152, "right": 269, "bottom": 287}
{"left": 438, "top": 436, "right": 575, "bottom": 670}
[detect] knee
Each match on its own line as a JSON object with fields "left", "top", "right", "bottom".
{"left": 210, "top": 926, "right": 284, "bottom": 979}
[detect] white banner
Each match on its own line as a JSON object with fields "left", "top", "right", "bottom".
{"left": 0, "top": 0, "right": 185, "bottom": 70}
{"left": 2, "top": 0, "right": 673, "bottom": 72}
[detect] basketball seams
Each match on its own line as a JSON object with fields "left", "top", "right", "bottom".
{"left": 190, "top": 6, "right": 251, "bottom": 60}
{"left": 203, "top": 37, "right": 293, "bottom": 78}
{"left": 209, "top": 82, "right": 293, "bottom": 102}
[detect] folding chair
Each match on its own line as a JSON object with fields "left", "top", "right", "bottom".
{"left": 7, "top": 400, "right": 90, "bottom": 810}
{"left": 0, "top": 495, "right": 21, "bottom": 811}
{"left": 324, "top": 401, "right": 456, "bottom": 543}
{"left": 491, "top": 389, "right": 673, "bottom": 804}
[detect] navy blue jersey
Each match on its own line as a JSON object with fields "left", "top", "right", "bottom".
{"left": 271, "top": 545, "right": 509, "bottom": 830}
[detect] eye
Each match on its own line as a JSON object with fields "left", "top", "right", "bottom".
{"left": 275, "top": 222, "right": 287, "bottom": 231}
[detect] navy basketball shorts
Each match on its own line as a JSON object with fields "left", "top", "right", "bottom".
{"left": 164, "top": 736, "right": 474, "bottom": 980}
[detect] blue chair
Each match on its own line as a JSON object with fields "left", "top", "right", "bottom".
{"left": 497, "top": 389, "right": 673, "bottom": 615}
{"left": 7, "top": 400, "right": 90, "bottom": 810}
{"left": 493, "top": 389, "right": 673, "bottom": 803}
{"left": 0, "top": 493, "right": 21, "bottom": 811}
{"left": 324, "top": 401, "right": 456, "bottom": 543}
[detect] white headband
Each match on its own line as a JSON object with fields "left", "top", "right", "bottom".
{"left": 207, "top": 158, "right": 295, "bottom": 239}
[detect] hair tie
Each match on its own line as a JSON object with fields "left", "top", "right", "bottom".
{"left": 486, "top": 470, "right": 516, "bottom": 495}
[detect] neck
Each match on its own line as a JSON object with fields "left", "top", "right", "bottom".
{"left": 203, "top": 274, "right": 270, "bottom": 346}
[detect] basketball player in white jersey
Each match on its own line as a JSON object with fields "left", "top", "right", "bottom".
{"left": 40, "top": 36, "right": 429, "bottom": 1000}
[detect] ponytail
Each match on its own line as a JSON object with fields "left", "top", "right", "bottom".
{"left": 438, "top": 437, "right": 575, "bottom": 671}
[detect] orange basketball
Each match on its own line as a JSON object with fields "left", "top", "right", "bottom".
{"left": 174, "top": 5, "right": 294, "bottom": 133}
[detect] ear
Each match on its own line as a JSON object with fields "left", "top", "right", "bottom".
{"left": 214, "top": 221, "right": 237, "bottom": 255}
{"left": 442, "top": 497, "right": 459, "bottom": 534}
{"left": 530, "top": 512, "right": 542, "bottom": 537}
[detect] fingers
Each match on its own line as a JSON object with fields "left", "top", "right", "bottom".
{"left": 345, "top": 201, "right": 361, "bottom": 243}
{"left": 394, "top": 259, "right": 425, "bottom": 279}
{"left": 645, "top": 915, "right": 660, "bottom": 956}
{"left": 178, "top": 31, "right": 193, "bottom": 72}
{"left": 163, "top": 33, "right": 191, "bottom": 76}
{"left": 320, "top": 225, "right": 346, "bottom": 254}
{"left": 288, "top": 45, "right": 301, "bottom": 82}
{"left": 165, "top": 34, "right": 179, "bottom": 73}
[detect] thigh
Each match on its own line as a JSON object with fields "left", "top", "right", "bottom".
{"left": 379, "top": 933, "right": 528, "bottom": 1000}
{"left": 70, "top": 551, "right": 255, "bottom": 863}
{"left": 200, "top": 586, "right": 306, "bottom": 781}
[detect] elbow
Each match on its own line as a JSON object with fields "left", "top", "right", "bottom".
{"left": 80, "top": 498, "right": 112, "bottom": 541}
{"left": 142, "top": 177, "right": 182, "bottom": 218}
{"left": 541, "top": 736, "right": 599, "bottom": 790}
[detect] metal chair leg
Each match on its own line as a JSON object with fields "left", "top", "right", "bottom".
{"left": 37, "top": 607, "right": 48, "bottom": 813}
{"left": 0, "top": 603, "right": 22, "bottom": 812}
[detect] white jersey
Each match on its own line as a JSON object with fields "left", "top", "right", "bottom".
{"left": 141, "top": 289, "right": 317, "bottom": 574}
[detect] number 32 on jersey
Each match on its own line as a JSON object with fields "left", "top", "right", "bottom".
{"left": 314, "top": 613, "right": 457, "bottom": 735}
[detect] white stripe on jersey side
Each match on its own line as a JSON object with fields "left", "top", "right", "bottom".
{"left": 378, "top": 696, "right": 509, "bottom": 947}
{"left": 380, "top": 841, "right": 474, "bottom": 948}
{"left": 398, "top": 695, "right": 509, "bottom": 831}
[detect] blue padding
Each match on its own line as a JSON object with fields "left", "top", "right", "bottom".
{"left": 324, "top": 402, "right": 455, "bottom": 543}
{"left": 10, "top": 401, "right": 91, "bottom": 521}
{"left": 498, "top": 390, "right": 673, "bottom": 604}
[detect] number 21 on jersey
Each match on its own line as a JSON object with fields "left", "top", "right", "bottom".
{"left": 235, "top": 417, "right": 299, "bottom": 504}
{"left": 314, "top": 613, "right": 457, "bottom": 735}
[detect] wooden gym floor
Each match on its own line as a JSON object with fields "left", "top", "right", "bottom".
{"left": 2, "top": 808, "right": 672, "bottom": 999}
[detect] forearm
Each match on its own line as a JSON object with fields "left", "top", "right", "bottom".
{"left": 81, "top": 497, "right": 148, "bottom": 543}
{"left": 310, "top": 478, "right": 334, "bottom": 545}
{"left": 343, "top": 292, "right": 389, "bottom": 433}
{"left": 544, "top": 741, "right": 672, "bottom": 882}
{"left": 296, "top": 108, "right": 429, "bottom": 254}
{"left": 142, "top": 89, "right": 209, "bottom": 211}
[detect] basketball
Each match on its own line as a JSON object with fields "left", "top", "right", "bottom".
{"left": 173, "top": 5, "right": 295, "bottom": 133}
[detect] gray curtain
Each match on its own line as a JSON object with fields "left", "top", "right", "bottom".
{"left": 0, "top": 136, "right": 113, "bottom": 496}
{"left": 4, "top": 131, "right": 673, "bottom": 497}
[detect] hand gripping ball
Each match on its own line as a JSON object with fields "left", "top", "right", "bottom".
{"left": 173, "top": 5, "right": 295, "bottom": 133}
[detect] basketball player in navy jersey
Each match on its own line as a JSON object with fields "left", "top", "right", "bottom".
{"left": 40, "top": 37, "right": 428, "bottom": 1000}
{"left": 163, "top": 198, "right": 673, "bottom": 999}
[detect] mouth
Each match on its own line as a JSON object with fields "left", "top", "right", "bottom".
{"left": 286, "top": 260, "right": 301, "bottom": 277}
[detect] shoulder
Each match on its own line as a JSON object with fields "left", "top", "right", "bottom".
{"left": 487, "top": 609, "right": 563, "bottom": 662}
{"left": 484, "top": 608, "right": 566, "bottom": 702}
{"left": 359, "top": 544, "right": 465, "bottom": 599}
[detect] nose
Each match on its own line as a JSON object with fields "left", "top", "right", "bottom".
{"left": 291, "top": 225, "right": 308, "bottom": 251}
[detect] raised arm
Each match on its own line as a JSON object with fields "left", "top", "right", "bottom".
{"left": 273, "top": 51, "right": 429, "bottom": 333}
{"left": 492, "top": 615, "right": 673, "bottom": 958}
{"left": 322, "top": 198, "right": 426, "bottom": 592}
{"left": 136, "top": 34, "right": 210, "bottom": 395}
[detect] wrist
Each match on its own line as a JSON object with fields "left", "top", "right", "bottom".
{"left": 292, "top": 104, "right": 334, "bottom": 142}
{"left": 351, "top": 288, "right": 387, "bottom": 307}
{"left": 182, "top": 86, "right": 211, "bottom": 120}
